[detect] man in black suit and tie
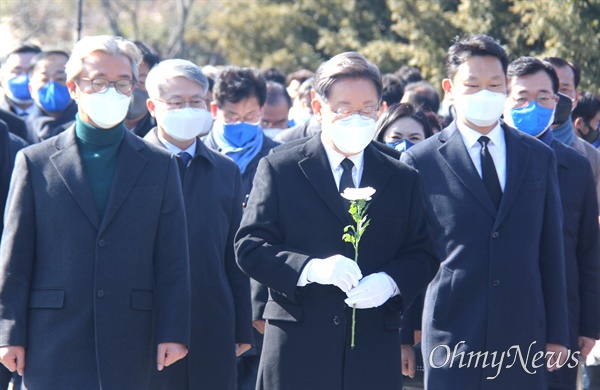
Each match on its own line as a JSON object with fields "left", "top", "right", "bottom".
{"left": 401, "top": 34, "right": 569, "bottom": 389}
{"left": 235, "top": 51, "right": 438, "bottom": 390}
{"left": 0, "top": 35, "right": 190, "bottom": 389}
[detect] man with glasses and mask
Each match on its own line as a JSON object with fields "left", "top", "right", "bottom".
{"left": 0, "top": 35, "right": 190, "bottom": 389}
{"left": 204, "top": 66, "right": 280, "bottom": 202}
{"left": 143, "top": 59, "right": 253, "bottom": 390}
{"left": 401, "top": 35, "right": 568, "bottom": 389}
{"left": 503, "top": 56, "right": 600, "bottom": 390}
{"left": 235, "top": 51, "right": 438, "bottom": 390}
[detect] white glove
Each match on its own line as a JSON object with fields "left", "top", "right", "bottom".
{"left": 303, "top": 255, "right": 362, "bottom": 293}
{"left": 344, "top": 272, "right": 397, "bottom": 309}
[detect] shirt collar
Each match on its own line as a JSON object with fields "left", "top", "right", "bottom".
{"left": 320, "top": 132, "right": 364, "bottom": 172}
{"left": 157, "top": 131, "right": 197, "bottom": 156}
{"left": 457, "top": 120, "right": 504, "bottom": 149}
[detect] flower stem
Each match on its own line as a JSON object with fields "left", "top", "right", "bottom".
{"left": 351, "top": 246, "right": 359, "bottom": 349}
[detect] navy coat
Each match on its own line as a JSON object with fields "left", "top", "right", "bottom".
{"left": 548, "top": 139, "right": 600, "bottom": 389}
{"left": 145, "top": 129, "right": 253, "bottom": 390}
{"left": 0, "top": 126, "right": 191, "bottom": 389}
{"left": 401, "top": 122, "right": 569, "bottom": 389}
{"left": 235, "top": 135, "right": 438, "bottom": 390}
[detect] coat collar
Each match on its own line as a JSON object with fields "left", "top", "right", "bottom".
{"left": 298, "top": 135, "right": 392, "bottom": 225}
{"left": 50, "top": 124, "right": 149, "bottom": 232}
{"left": 145, "top": 126, "right": 217, "bottom": 166}
{"left": 437, "top": 121, "right": 530, "bottom": 227}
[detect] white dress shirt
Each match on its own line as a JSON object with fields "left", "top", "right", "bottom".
{"left": 297, "top": 135, "right": 398, "bottom": 298}
{"left": 320, "top": 132, "right": 365, "bottom": 190}
{"left": 157, "top": 131, "right": 197, "bottom": 157}
{"left": 456, "top": 120, "right": 507, "bottom": 191}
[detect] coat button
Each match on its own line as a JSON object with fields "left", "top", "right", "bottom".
{"left": 493, "top": 280, "right": 500, "bottom": 287}
{"left": 97, "top": 289, "right": 105, "bottom": 298}
{"left": 98, "top": 239, "right": 106, "bottom": 247}
{"left": 491, "top": 232, "right": 500, "bottom": 239}
{"left": 332, "top": 316, "right": 340, "bottom": 325}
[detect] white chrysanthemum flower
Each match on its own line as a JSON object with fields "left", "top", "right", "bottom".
{"left": 340, "top": 187, "right": 376, "bottom": 201}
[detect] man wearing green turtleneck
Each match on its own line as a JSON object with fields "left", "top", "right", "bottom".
{"left": 0, "top": 36, "right": 191, "bottom": 389}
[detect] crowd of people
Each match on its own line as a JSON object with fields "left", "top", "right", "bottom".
{"left": 0, "top": 32, "right": 598, "bottom": 390}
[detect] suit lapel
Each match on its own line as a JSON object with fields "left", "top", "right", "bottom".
{"left": 99, "top": 132, "right": 148, "bottom": 232}
{"left": 298, "top": 136, "right": 351, "bottom": 225}
{"left": 437, "top": 124, "right": 497, "bottom": 218}
{"left": 50, "top": 127, "right": 101, "bottom": 229}
{"left": 493, "top": 125, "right": 530, "bottom": 229}
{"left": 358, "top": 144, "right": 392, "bottom": 204}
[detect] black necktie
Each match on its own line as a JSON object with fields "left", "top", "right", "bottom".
{"left": 478, "top": 136, "right": 502, "bottom": 209}
{"left": 339, "top": 158, "right": 355, "bottom": 193}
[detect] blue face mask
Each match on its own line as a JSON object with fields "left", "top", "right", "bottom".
{"left": 507, "top": 101, "right": 555, "bottom": 137}
{"left": 6, "top": 74, "right": 32, "bottom": 102}
{"left": 222, "top": 121, "right": 261, "bottom": 147}
{"left": 36, "top": 81, "right": 72, "bottom": 113}
{"left": 386, "top": 139, "right": 415, "bottom": 152}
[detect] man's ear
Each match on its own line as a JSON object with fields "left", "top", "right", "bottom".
{"left": 210, "top": 102, "right": 218, "bottom": 119}
{"left": 147, "top": 99, "right": 157, "bottom": 118}
{"left": 312, "top": 96, "right": 323, "bottom": 122}
{"left": 573, "top": 117, "right": 588, "bottom": 136}
{"left": 67, "top": 80, "right": 78, "bottom": 100}
{"left": 442, "top": 79, "right": 453, "bottom": 101}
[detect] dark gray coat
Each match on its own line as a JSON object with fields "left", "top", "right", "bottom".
{"left": 0, "top": 126, "right": 191, "bottom": 389}
{"left": 145, "top": 129, "right": 253, "bottom": 390}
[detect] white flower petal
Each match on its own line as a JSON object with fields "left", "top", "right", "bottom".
{"left": 341, "top": 187, "right": 376, "bottom": 201}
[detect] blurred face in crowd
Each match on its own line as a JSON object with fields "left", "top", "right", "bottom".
{"left": 313, "top": 78, "right": 379, "bottom": 156}
{"left": 287, "top": 79, "right": 301, "bottom": 100}
{"left": 137, "top": 61, "right": 151, "bottom": 93}
{"left": 28, "top": 54, "right": 71, "bottom": 114}
{"left": 211, "top": 96, "right": 262, "bottom": 125}
{"left": 442, "top": 55, "right": 507, "bottom": 134}
{"left": 552, "top": 65, "right": 578, "bottom": 110}
{"left": 575, "top": 111, "right": 600, "bottom": 138}
{"left": 1, "top": 52, "right": 37, "bottom": 87}
{"left": 67, "top": 51, "right": 135, "bottom": 127}
{"left": 261, "top": 98, "right": 290, "bottom": 130}
{"left": 382, "top": 117, "right": 426, "bottom": 144}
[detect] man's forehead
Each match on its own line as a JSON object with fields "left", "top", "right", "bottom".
{"left": 221, "top": 97, "right": 261, "bottom": 112}
{"left": 510, "top": 72, "right": 553, "bottom": 93}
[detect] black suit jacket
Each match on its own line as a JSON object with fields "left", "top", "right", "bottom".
{"left": 235, "top": 134, "right": 438, "bottom": 390}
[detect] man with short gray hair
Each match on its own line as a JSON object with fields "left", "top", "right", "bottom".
{"left": 0, "top": 35, "right": 190, "bottom": 389}
{"left": 144, "top": 58, "right": 253, "bottom": 390}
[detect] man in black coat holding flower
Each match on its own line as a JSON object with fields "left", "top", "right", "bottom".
{"left": 235, "top": 51, "right": 438, "bottom": 390}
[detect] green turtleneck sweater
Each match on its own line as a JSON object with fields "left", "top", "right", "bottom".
{"left": 75, "top": 114, "right": 125, "bottom": 219}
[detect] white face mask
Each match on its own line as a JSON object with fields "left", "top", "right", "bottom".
{"left": 451, "top": 83, "right": 507, "bottom": 127}
{"left": 323, "top": 114, "right": 376, "bottom": 155}
{"left": 77, "top": 87, "right": 131, "bottom": 129}
{"left": 159, "top": 107, "right": 213, "bottom": 142}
